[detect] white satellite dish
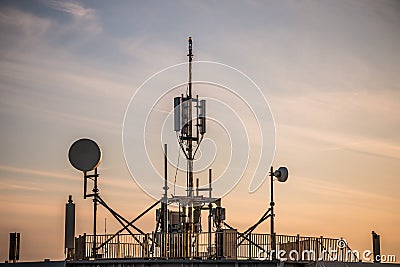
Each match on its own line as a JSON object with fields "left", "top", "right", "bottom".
{"left": 68, "top": 138, "right": 102, "bottom": 172}
{"left": 274, "top": 166, "right": 288, "bottom": 182}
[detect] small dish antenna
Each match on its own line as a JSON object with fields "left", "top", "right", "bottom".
{"left": 68, "top": 138, "right": 102, "bottom": 172}
{"left": 274, "top": 166, "right": 288, "bottom": 182}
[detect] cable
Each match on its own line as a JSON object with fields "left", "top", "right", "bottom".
{"left": 173, "top": 133, "right": 181, "bottom": 196}
{"left": 193, "top": 134, "right": 204, "bottom": 158}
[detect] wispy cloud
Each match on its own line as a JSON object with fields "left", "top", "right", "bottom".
{"left": 0, "top": 164, "right": 140, "bottom": 199}
{"left": 44, "top": 0, "right": 96, "bottom": 19}
{"left": 0, "top": 164, "right": 76, "bottom": 181}
{"left": 117, "top": 36, "right": 183, "bottom": 69}
{"left": 300, "top": 176, "right": 399, "bottom": 207}
{"left": 42, "top": 0, "right": 102, "bottom": 35}
{"left": 273, "top": 89, "right": 400, "bottom": 161}
{"left": 0, "top": 7, "right": 52, "bottom": 39}
{"left": 281, "top": 124, "right": 400, "bottom": 161}
{"left": 0, "top": 181, "right": 44, "bottom": 192}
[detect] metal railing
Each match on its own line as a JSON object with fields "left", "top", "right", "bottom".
{"left": 74, "top": 232, "right": 359, "bottom": 262}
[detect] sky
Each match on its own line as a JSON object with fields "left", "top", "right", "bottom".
{"left": 0, "top": 0, "right": 399, "bottom": 262}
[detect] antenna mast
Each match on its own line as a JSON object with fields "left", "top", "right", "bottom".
{"left": 186, "top": 36, "right": 194, "bottom": 243}
{"left": 172, "top": 37, "right": 208, "bottom": 258}
{"left": 187, "top": 37, "right": 194, "bottom": 199}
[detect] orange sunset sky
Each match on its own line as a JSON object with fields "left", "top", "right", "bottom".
{"left": 0, "top": 0, "right": 399, "bottom": 262}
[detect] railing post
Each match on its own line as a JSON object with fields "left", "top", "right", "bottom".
{"left": 248, "top": 233, "right": 251, "bottom": 259}
{"left": 83, "top": 233, "right": 87, "bottom": 259}
{"left": 166, "top": 232, "right": 169, "bottom": 259}
{"left": 296, "top": 234, "right": 300, "bottom": 255}
{"left": 152, "top": 232, "right": 155, "bottom": 258}
{"left": 143, "top": 233, "right": 149, "bottom": 258}
{"left": 117, "top": 234, "right": 121, "bottom": 258}
{"left": 319, "top": 236, "right": 324, "bottom": 260}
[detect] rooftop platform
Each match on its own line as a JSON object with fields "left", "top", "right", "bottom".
{"left": 2, "top": 260, "right": 399, "bottom": 267}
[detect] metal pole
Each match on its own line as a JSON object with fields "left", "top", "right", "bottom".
{"left": 83, "top": 171, "right": 87, "bottom": 199}
{"left": 163, "top": 144, "right": 168, "bottom": 231}
{"left": 92, "top": 168, "right": 98, "bottom": 258}
{"left": 196, "top": 178, "right": 199, "bottom": 197}
{"left": 208, "top": 169, "right": 212, "bottom": 258}
{"left": 187, "top": 36, "right": 194, "bottom": 258}
{"left": 372, "top": 231, "right": 381, "bottom": 263}
{"left": 163, "top": 144, "right": 168, "bottom": 257}
{"left": 187, "top": 37, "right": 193, "bottom": 199}
{"left": 270, "top": 166, "right": 276, "bottom": 260}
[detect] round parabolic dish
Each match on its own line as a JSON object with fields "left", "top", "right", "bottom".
{"left": 68, "top": 138, "right": 102, "bottom": 172}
